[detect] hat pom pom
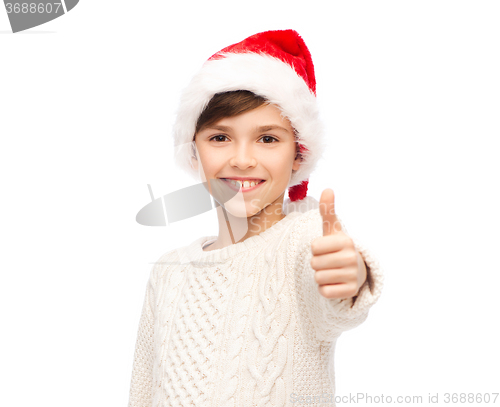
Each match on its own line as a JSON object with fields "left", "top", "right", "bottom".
{"left": 283, "top": 180, "right": 319, "bottom": 215}
{"left": 288, "top": 180, "right": 308, "bottom": 201}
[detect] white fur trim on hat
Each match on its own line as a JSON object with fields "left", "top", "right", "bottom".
{"left": 283, "top": 195, "right": 320, "bottom": 215}
{"left": 172, "top": 52, "right": 327, "bottom": 189}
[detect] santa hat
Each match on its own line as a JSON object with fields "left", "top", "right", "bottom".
{"left": 172, "top": 29, "right": 327, "bottom": 214}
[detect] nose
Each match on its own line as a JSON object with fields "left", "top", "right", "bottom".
{"left": 228, "top": 143, "right": 257, "bottom": 169}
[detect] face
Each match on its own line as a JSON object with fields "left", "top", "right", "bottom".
{"left": 192, "top": 103, "right": 301, "bottom": 218}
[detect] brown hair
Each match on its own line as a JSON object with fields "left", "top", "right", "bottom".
{"left": 195, "top": 90, "right": 267, "bottom": 134}
{"left": 194, "top": 90, "right": 302, "bottom": 161}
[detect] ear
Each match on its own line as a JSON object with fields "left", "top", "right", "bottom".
{"left": 190, "top": 139, "right": 199, "bottom": 171}
{"left": 190, "top": 155, "right": 198, "bottom": 171}
{"left": 292, "top": 141, "right": 302, "bottom": 172}
{"left": 292, "top": 155, "right": 301, "bottom": 172}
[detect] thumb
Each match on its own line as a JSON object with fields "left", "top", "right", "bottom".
{"left": 319, "top": 188, "right": 340, "bottom": 236}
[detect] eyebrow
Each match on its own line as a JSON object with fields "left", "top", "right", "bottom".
{"left": 205, "top": 124, "right": 291, "bottom": 133}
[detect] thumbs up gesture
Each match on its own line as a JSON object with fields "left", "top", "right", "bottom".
{"left": 311, "top": 189, "right": 367, "bottom": 299}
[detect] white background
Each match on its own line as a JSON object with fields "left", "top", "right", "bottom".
{"left": 1, "top": 1, "right": 499, "bottom": 406}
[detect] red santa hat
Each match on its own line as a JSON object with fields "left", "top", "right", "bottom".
{"left": 172, "top": 29, "right": 327, "bottom": 214}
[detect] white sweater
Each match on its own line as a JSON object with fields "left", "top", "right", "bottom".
{"left": 128, "top": 208, "right": 384, "bottom": 407}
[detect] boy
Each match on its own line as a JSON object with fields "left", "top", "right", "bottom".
{"left": 128, "top": 29, "right": 383, "bottom": 407}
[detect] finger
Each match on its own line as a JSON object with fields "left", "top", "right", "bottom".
{"left": 314, "top": 268, "right": 357, "bottom": 285}
{"left": 311, "top": 232, "right": 353, "bottom": 255}
{"left": 319, "top": 188, "right": 340, "bottom": 236}
{"left": 317, "top": 283, "right": 359, "bottom": 299}
{"left": 310, "top": 248, "right": 358, "bottom": 270}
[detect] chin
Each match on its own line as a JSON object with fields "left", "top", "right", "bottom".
{"left": 221, "top": 201, "right": 260, "bottom": 218}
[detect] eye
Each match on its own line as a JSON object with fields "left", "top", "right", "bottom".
{"left": 259, "top": 135, "right": 278, "bottom": 143}
{"left": 209, "top": 135, "right": 229, "bottom": 142}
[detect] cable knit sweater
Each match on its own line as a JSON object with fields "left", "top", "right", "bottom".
{"left": 128, "top": 208, "right": 383, "bottom": 407}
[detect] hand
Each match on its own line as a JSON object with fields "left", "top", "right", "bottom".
{"left": 310, "top": 188, "right": 367, "bottom": 299}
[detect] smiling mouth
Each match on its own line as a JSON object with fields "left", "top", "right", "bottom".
{"left": 220, "top": 178, "right": 266, "bottom": 191}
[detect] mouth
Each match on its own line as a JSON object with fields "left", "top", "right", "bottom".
{"left": 220, "top": 178, "right": 266, "bottom": 192}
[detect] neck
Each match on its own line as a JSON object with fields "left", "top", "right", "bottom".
{"left": 204, "top": 192, "right": 286, "bottom": 251}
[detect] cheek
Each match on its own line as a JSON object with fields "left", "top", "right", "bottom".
{"left": 196, "top": 148, "right": 219, "bottom": 173}
{"left": 268, "top": 157, "right": 294, "bottom": 178}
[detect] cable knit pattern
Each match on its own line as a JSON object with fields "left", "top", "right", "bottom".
{"left": 247, "top": 235, "right": 291, "bottom": 406}
{"left": 128, "top": 267, "right": 155, "bottom": 406}
{"left": 128, "top": 209, "right": 384, "bottom": 407}
{"left": 216, "top": 255, "right": 256, "bottom": 406}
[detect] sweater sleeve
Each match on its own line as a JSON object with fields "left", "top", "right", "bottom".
{"left": 293, "top": 209, "right": 384, "bottom": 343}
{"left": 128, "top": 267, "right": 156, "bottom": 407}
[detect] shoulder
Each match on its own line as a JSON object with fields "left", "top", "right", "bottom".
{"left": 287, "top": 207, "right": 350, "bottom": 239}
{"left": 286, "top": 208, "right": 323, "bottom": 240}
{"left": 267, "top": 209, "right": 323, "bottom": 260}
{"left": 296, "top": 207, "right": 322, "bottom": 223}
{"left": 148, "top": 243, "right": 189, "bottom": 286}
{"left": 149, "top": 235, "right": 212, "bottom": 282}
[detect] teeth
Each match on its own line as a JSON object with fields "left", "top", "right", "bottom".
{"left": 224, "top": 179, "right": 262, "bottom": 189}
